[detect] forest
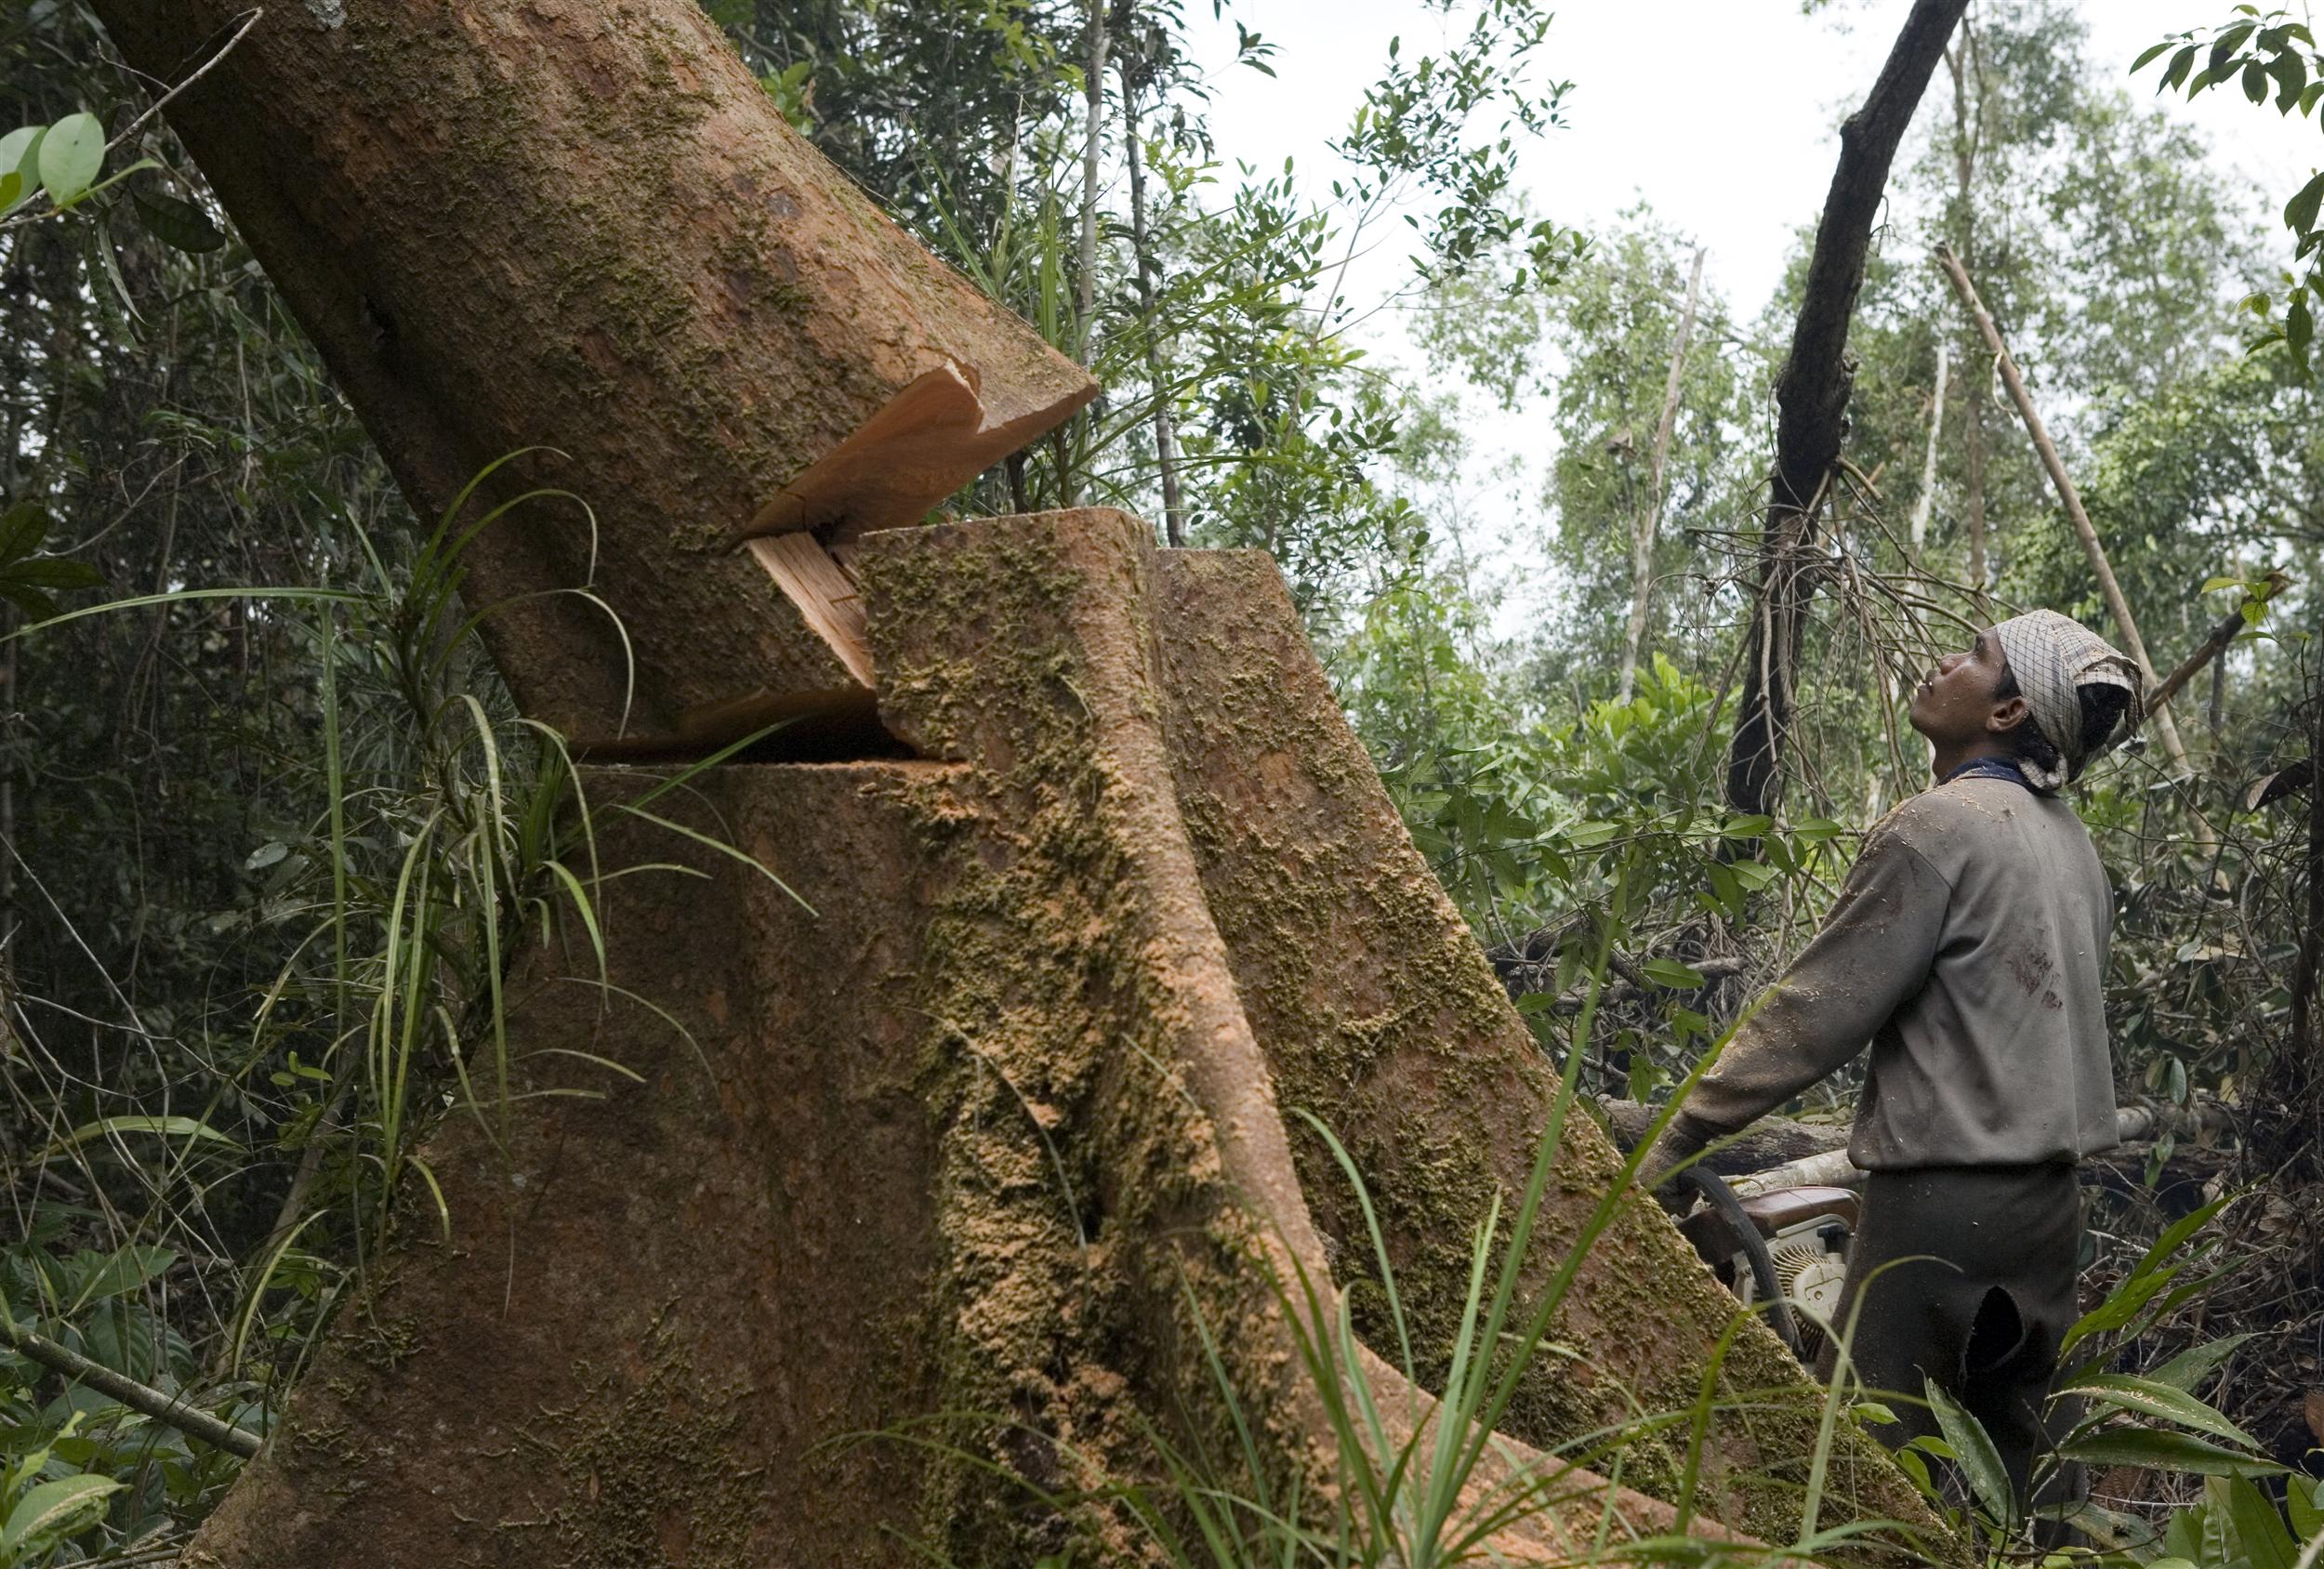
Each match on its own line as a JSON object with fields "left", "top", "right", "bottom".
{"left": 3, "top": 0, "right": 2324, "bottom": 1563}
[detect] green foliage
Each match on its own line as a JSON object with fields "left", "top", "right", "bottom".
{"left": 1, "top": 1233, "right": 254, "bottom": 1562}
{"left": 0, "top": 504, "right": 99, "bottom": 622}
{"left": 2136, "top": 7, "right": 2324, "bottom": 376}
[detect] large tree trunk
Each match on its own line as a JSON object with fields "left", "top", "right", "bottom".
{"left": 1723, "top": 0, "right": 1969, "bottom": 815}
{"left": 88, "top": 0, "right": 1094, "bottom": 744}
{"left": 90, "top": 5, "right": 1946, "bottom": 1560}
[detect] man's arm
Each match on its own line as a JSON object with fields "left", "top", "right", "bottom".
{"left": 1636, "top": 824, "right": 1951, "bottom": 1195}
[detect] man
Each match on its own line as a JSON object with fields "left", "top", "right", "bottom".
{"left": 1639, "top": 609, "right": 2141, "bottom": 1513}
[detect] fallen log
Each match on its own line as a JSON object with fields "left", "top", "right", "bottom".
{"left": 1727, "top": 1101, "right": 2232, "bottom": 1197}
{"left": 1599, "top": 1098, "right": 1845, "bottom": 1174}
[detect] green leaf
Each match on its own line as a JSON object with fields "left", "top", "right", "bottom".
{"left": 0, "top": 1473, "right": 123, "bottom": 1555}
{"left": 34, "top": 1114, "right": 244, "bottom": 1161}
{"left": 36, "top": 112, "right": 105, "bottom": 207}
{"left": 2246, "top": 59, "right": 2273, "bottom": 103}
{"left": 2164, "top": 44, "right": 2199, "bottom": 90}
{"left": 2286, "top": 1474, "right": 2322, "bottom": 1541}
{"left": 1641, "top": 958, "right": 1706, "bottom": 989}
{"left": 2166, "top": 1502, "right": 2206, "bottom": 1562}
{"left": 6, "top": 557, "right": 103, "bottom": 591}
{"left": 2226, "top": 1475, "right": 2299, "bottom": 1569}
{"left": 73, "top": 1244, "right": 179, "bottom": 1305}
{"left": 0, "top": 584, "right": 62, "bottom": 621}
{"left": 0, "top": 501, "right": 51, "bottom": 566}
{"left": 0, "top": 125, "right": 41, "bottom": 215}
{"left": 2287, "top": 171, "right": 2324, "bottom": 237}
{"left": 1926, "top": 1377, "right": 2015, "bottom": 1523}
{"left": 2058, "top": 1427, "right": 2285, "bottom": 1478}
{"left": 133, "top": 190, "right": 226, "bottom": 253}
{"left": 2132, "top": 40, "right": 2178, "bottom": 73}
{"left": 2061, "top": 1372, "right": 2263, "bottom": 1448}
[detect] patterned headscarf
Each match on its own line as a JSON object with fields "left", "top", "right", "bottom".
{"left": 1990, "top": 610, "right": 2145, "bottom": 790}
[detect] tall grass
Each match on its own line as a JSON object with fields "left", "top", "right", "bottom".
{"left": 0, "top": 456, "right": 790, "bottom": 1560}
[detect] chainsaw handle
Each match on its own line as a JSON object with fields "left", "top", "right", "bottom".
{"left": 1677, "top": 1166, "right": 1808, "bottom": 1361}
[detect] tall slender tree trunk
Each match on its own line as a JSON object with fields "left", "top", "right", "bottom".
{"left": 1121, "top": 62, "right": 1188, "bottom": 547}
{"left": 1723, "top": 0, "right": 1971, "bottom": 816}
{"left": 1058, "top": 0, "right": 1109, "bottom": 511}
{"left": 1948, "top": 27, "right": 1991, "bottom": 615}
{"left": 1620, "top": 245, "right": 1703, "bottom": 701}
{"left": 1936, "top": 244, "right": 2197, "bottom": 781}
{"left": 1909, "top": 340, "right": 1947, "bottom": 557}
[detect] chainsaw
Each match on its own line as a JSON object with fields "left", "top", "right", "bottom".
{"left": 1672, "top": 1174, "right": 1858, "bottom": 1364}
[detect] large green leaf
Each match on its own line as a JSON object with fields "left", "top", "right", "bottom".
{"left": 2145, "top": 1333, "right": 2256, "bottom": 1393}
{"left": 133, "top": 191, "right": 226, "bottom": 254}
{"left": 2225, "top": 1475, "right": 2299, "bottom": 1569}
{"left": 35, "top": 112, "right": 104, "bottom": 207}
{"left": 1925, "top": 1377, "right": 2014, "bottom": 1524}
{"left": 2058, "top": 1427, "right": 2285, "bottom": 1478}
{"left": 33, "top": 1115, "right": 244, "bottom": 1162}
{"left": 2287, "top": 1474, "right": 2323, "bottom": 1543}
{"left": 0, "top": 502, "right": 49, "bottom": 567}
{"left": 0, "top": 1472, "right": 122, "bottom": 1556}
{"left": 2061, "top": 1372, "right": 2263, "bottom": 1449}
{"left": 6, "top": 557, "right": 103, "bottom": 592}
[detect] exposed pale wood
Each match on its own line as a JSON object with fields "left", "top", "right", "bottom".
{"left": 1935, "top": 244, "right": 2195, "bottom": 778}
{"left": 90, "top": 0, "right": 1097, "bottom": 740}
{"left": 748, "top": 534, "right": 873, "bottom": 688}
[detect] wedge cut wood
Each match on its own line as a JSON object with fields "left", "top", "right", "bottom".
{"left": 90, "top": 0, "right": 1096, "bottom": 741}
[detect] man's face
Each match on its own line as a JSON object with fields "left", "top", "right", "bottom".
{"left": 1908, "top": 629, "right": 2020, "bottom": 745}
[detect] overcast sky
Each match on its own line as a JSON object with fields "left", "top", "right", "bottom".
{"left": 1173, "top": 0, "right": 2322, "bottom": 626}
{"left": 1186, "top": 0, "right": 2318, "bottom": 325}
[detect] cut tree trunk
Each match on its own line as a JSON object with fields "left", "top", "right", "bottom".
{"left": 88, "top": 0, "right": 1095, "bottom": 743}
{"left": 173, "top": 512, "right": 1939, "bottom": 1563}
{"left": 92, "top": 6, "right": 1949, "bottom": 1559}
{"left": 1723, "top": 0, "right": 1970, "bottom": 815}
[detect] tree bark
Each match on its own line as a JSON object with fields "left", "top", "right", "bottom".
{"left": 1723, "top": 0, "right": 1970, "bottom": 815}
{"left": 1621, "top": 244, "right": 1703, "bottom": 701}
{"left": 87, "top": 0, "right": 1095, "bottom": 743}
{"left": 1935, "top": 244, "right": 2196, "bottom": 778}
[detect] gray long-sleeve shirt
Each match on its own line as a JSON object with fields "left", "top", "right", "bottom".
{"left": 1668, "top": 776, "right": 2119, "bottom": 1170}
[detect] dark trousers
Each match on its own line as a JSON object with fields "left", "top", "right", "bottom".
{"left": 1819, "top": 1163, "right": 2083, "bottom": 1522}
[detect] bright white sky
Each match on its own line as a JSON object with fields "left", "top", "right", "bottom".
{"left": 1176, "top": 1, "right": 2322, "bottom": 625}
{"left": 1188, "top": 0, "right": 2319, "bottom": 323}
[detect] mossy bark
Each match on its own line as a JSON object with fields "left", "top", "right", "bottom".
{"left": 87, "top": 0, "right": 1094, "bottom": 739}
{"left": 185, "top": 514, "right": 1795, "bottom": 1566}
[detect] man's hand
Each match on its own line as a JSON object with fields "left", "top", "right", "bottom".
{"left": 1633, "top": 1122, "right": 1708, "bottom": 1217}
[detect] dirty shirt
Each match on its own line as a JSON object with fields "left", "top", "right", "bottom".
{"left": 1672, "top": 776, "right": 2118, "bottom": 1170}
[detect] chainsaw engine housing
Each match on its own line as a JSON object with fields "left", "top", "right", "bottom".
{"left": 1678, "top": 1184, "right": 1859, "bottom": 1361}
